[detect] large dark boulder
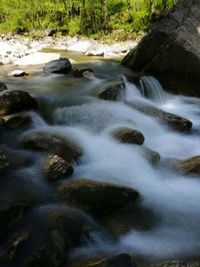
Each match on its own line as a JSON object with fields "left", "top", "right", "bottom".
{"left": 122, "top": 0, "right": 200, "bottom": 97}
{"left": 43, "top": 58, "right": 72, "bottom": 74}
{"left": 0, "top": 90, "right": 38, "bottom": 116}
{"left": 57, "top": 179, "right": 141, "bottom": 217}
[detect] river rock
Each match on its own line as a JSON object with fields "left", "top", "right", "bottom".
{"left": 57, "top": 179, "right": 141, "bottom": 217}
{"left": 44, "top": 154, "right": 73, "bottom": 181}
{"left": 0, "top": 173, "right": 41, "bottom": 243}
{"left": 126, "top": 100, "right": 192, "bottom": 132}
{"left": 0, "top": 81, "right": 8, "bottom": 92}
{"left": 167, "top": 156, "right": 200, "bottom": 175}
{"left": 100, "top": 202, "right": 160, "bottom": 237}
{"left": 0, "top": 150, "right": 9, "bottom": 172}
{"left": 45, "top": 28, "right": 57, "bottom": 37}
{"left": 0, "top": 90, "right": 38, "bottom": 116}
{"left": 3, "top": 113, "right": 32, "bottom": 129}
{"left": 0, "top": 204, "right": 99, "bottom": 267}
{"left": 10, "top": 69, "right": 29, "bottom": 77}
{"left": 69, "top": 254, "right": 136, "bottom": 267}
{"left": 122, "top": 0, "right": 200, "bottom": 97}
{"left": 98, "top": 80, "right": 125, "bottom": 101}
{"left": 112, "top": 127, "right": 145, "bottom": 145}
{"left": 72, "top": 68, "right": 94, "bottom": 78}
{"left": 142, "top": 147, "right": 160, "bottom": 165}
{"left": 124, "top": 73, "right": 142, "bottom": 87}
{"left": 43, "top": 58, "right": 72, "bottom": 74}
{"left": 21, "top": 132, "right": 82, "bottom": 161}
{"left": 85, "top": 48, "right": 104, "bottom": 57}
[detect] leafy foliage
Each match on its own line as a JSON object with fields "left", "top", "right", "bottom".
{"left": 0, "top": 0, "right": 177, "bottom": 37}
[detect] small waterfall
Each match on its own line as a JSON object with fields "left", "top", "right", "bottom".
{"left": 121, "top": 75, "right": 142, "bottom": 101}
{"left": 139, "top": 76, "right": 168, "bottom": 103}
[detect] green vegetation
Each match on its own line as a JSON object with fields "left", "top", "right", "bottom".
{"left": 0, "top": 0, "right": 177, "bottom": 40}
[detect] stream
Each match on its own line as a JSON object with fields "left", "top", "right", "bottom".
{"left": 1, "top": 51, "right": 200, "bottom": 263}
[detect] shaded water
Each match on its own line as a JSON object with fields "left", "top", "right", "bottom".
{"left": 1, "top": 52, "right": 200, "bottom": 261}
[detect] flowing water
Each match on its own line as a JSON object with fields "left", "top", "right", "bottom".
{"left": 1, "top": 52, "right": 200, "bottom": 262}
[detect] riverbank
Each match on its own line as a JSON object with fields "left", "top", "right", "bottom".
{"left": 0, "top": 34, "right": 139, "bottom": 66}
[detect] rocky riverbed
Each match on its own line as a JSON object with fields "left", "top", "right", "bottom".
{"left": 1, "top": 51, "right": 200, "bottom": 267}
{"left": 0, "top": 34, "right": 138, "bottom": 66}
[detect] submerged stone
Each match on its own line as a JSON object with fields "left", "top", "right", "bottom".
{"left": 100, "top": 204, "right": 160, "bottom": 237}
{"left": 0, "top": 204, "right": 28, "bottom": 243}
{"left": 20, "top": 132, "right": 83, "bottom": 162}
{"left": 72, "top": 68, "right": 94, "bottom": 78}
{"left": 142, "top": 147, "right": 161, "bottom": 165}
{"left": 126, "top": 100, "right": 192, "bottom": 132}
{"left": 0, "top": 204, "right": 99, "bottom": 267}
{"left": 98, "top": 80, "right": 125, "bottom": 101}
